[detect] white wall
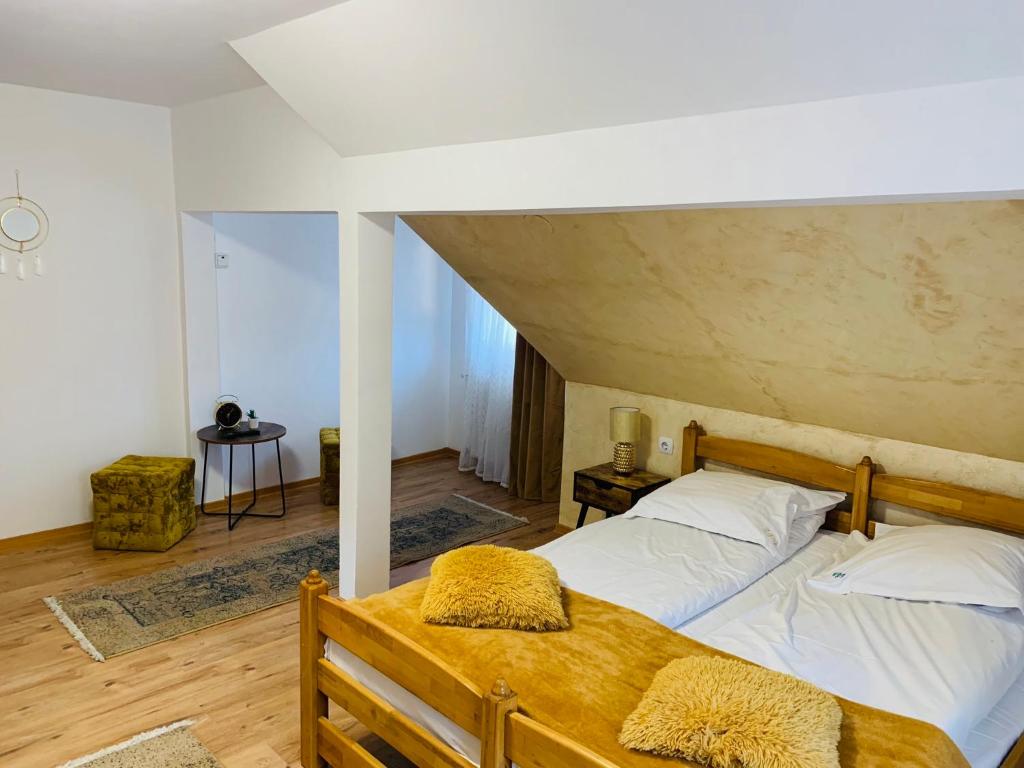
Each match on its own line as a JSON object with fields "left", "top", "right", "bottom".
{"left": 447, "top": 271, "right": 469, "bottom": 451}
{"left": 212, "top": 212, "right": 340, "bottom": 492}
{"left": 181, "top": 211, "right": 456, "bottom": 502}
{"left": 180, "top": 212, "right": 227, "bottom": 501}
{"left": 391, "top": 218, "right": 453, "bottom": 458}
{"left": 170, "top": 78, "right": 1024, "bottom": 215}
{"left": 172, "top": 86, "right": 342, "bottom": 214}
{"left": 333, "top": 77, "right": 1024, "bottom": 213}
{"left": 0, "top": 84, "right": 184, "bottom": 539}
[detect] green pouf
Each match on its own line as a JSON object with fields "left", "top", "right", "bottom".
{"left": 91, "top": 456, "right": 196, "bottom": 551}
{"left": 320, "top": 427, "right": 340, "bottom": 505}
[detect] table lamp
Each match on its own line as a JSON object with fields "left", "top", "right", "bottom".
{"left": 609, "top": 406, "right": 641, "bottom": 474}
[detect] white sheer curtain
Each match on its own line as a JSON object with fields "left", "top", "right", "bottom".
{"left": 460, "top": 286, "right": 517, "bottom": 485}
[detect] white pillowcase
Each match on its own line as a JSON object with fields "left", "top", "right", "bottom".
{"left": 623, "top": 469, "right": 845, "bottom": 555}
{"left": 809, "top": 524, "right": 1024, "bottom": 612}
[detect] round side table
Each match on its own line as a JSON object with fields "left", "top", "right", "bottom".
{"left": 197, "top": 422, "right": 287, "bottom": 530}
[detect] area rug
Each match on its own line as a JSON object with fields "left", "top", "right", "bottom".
{"left": 45, "top": 494, "right": 526, "bottom": 660}
{"left": 58, "top": 720, "right": 221, "bottom": 767}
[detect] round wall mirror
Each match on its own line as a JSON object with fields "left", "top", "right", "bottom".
{"left": 1, "top": 207, "right": 41, "bottom": 243}
{"left": 0, "top": 195, "right": 49, "bottom": 253}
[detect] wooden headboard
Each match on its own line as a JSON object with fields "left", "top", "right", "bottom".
{"left": 680, "top": 421, "right": 872, "bottom": 534}
{"left": 869, "top": 474, "right": 1024, "bottom": 538}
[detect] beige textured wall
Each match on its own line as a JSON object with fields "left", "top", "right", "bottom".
{"left": 406, "top": 201, "right": 1024, "bottom": 463}
{"left": 561, "top": 382, "right": 1024, "bottom": 529}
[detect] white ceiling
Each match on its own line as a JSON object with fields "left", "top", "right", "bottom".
{"left": 0, "top": 0, "right": 345, "bottom": 106}
{"left": 234, "top": 0, "right": 1024, "bottom": 157}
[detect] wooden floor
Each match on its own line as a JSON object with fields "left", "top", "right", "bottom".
{"left": 0, "top": 456, "right": 564, "bottom": 767}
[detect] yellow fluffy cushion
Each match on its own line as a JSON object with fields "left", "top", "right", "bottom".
{"left": 420, "top": 545, "right": 569, "bottom": 631}
{"left": 619, "top": 656, "right": 842, "bottom": 768}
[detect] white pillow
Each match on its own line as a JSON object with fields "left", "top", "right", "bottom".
{"left": 809, "top": 524, "right": 1024, "bottom": 612}
{"left": 623, "top": 469, "right": 845, "bottom": 555}
{"left": 872, "top": 521, "right": 904, "bottom": 539}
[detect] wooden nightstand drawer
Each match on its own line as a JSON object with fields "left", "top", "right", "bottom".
{"left": 574, "top": 474, "right": 633, "bottom": 514}
{"left": 572, "top": 463, "right": 671, "bottom": 528}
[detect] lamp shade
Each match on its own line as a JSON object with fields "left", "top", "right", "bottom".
{"left": 609, "top": 406, "right": 640, "bottom": 443}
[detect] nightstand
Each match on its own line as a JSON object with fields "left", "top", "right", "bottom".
{"left": 573, "top": 463, "right": 671, "bottom": 528}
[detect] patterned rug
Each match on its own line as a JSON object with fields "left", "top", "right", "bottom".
{"left": 58, "top": 720, "right": 220, "bottom": 767}
{"left": 45, "top": 494, "right": 527, "bottom": 661}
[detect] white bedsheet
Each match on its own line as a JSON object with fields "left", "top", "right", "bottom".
{"left": 531, "top": 511, "right": 825, "bottom": 628}
{"left": 694, "top": 532, "right": 1024, "bottom": 767}
{"left": 327, "top": 529, "right": 1024, "bottom": 768}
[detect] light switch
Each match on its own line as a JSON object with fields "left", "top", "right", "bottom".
{"left": 215, "top": 252, "right": 230, "bottom": 269}
{"left": 658, "top": 436, "right": 674, "bottom": 454}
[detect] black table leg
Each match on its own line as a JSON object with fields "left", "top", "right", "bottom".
{"left": 575, "top": 503, "right": 590, "bottom": 529}
{"left": 276, "top": 438, "right": 287, "bottom": 515}
{"left": 227, "top": 443, "right": 235, "bottom": 529}
{"left": 199, "top": 441, "right": 209, "bottom": 514}
{"left": 199, "top": 436, "right": 286, "bottom": 530}
{"left": 247, "top": 442, "right": 258, "bottom": 512}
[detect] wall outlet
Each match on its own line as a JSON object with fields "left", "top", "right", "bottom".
{"left": 658, "top": 436, "right": 675, "bottom": 455}
{"left": 214, "top": 252, "right": 230, "bottom": 269}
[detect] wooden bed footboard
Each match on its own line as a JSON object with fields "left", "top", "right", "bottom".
{"left": 299, "top": 570, "right": 617, "bottom": 768}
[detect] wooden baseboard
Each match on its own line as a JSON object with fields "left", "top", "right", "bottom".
{"left": 203, "top": 450, "right": 457, "bottom": 511}
{"left": 0, "top": 451, "right": 462, "bottom": 547}
{"left": 200, "top": 476, "right": 320, "bottom": 513}
{"left": 0, "top": 521, "right": 93, "bottom": 552}
{"left": 391, "top": 447, "right": 459, "bottom": 467}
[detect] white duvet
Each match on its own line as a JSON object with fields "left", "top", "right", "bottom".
{"left": 698, "top": 532, "right": 1024, "bottom": 756}
{"left": 531, "top": 511, "right": 825, "bottom": 628}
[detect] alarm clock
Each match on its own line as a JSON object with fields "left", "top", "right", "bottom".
{"left": 214, "top": 394, "right": 243, "bottom": 430}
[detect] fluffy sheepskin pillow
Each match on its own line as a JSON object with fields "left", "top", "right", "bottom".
{"left": 420, "top": 545, "right": 569, "bottom": 631}
{"left": 620, "top": 656, "right": 842, "bottom": 768}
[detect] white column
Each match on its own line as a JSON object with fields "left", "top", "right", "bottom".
{"left": 179, "top": 212, "right": 225, "bottom": 503}
{"left": 339, "top": 212, "right": 395, "bottom": 598}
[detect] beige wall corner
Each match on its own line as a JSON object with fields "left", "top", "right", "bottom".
{"left": 560, "top": 382, "right": 1024, "bottom": 529}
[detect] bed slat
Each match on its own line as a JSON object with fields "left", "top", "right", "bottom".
{"left": 505, "top": 712, "right": 620, "bottom": 768}
{"left": 318, "top": 716, "right": 387, "bottom": 768}
{"left": 317, "top": 658, "right": 475, "bottom": 768}
{"left": 317, "top": 595, "right": 484, "bottom": 735}
{"left": 872, "top": 475, "right": 1024, "bottom": 536}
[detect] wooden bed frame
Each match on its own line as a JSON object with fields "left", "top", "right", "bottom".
{"left": 299, "top": 421, "right": 1024, "bottom": 768}
{"left": 867, "top": 472, "right": 1024, "bottom": 768}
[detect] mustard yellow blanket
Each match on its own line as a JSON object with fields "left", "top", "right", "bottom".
{"left": 352, "top": 580, "right": 969, "bottom": 768}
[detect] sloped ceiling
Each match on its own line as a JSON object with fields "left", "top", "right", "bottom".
{"left": 405, "top": 201, "right": 1024, "bottom": 462}
{"left": 234, "top": 0, "right": 1024, "bottom": 156}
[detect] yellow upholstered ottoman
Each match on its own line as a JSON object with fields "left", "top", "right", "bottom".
{"left": 320, "top": 428, "right": 340, "bottom": 505}
{"left": 91, "top": 455, "right": 196, "bottom": 551}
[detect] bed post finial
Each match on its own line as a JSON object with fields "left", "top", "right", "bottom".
{"left": 851, "top": 456, "right": 874, "bottom": 536}
{"left": 305, "top": 569, "right": 324, "bottom": 586}
{"left": 681, "top": 421, "right": 702, "bottom": 476}
{"left": 482, "top": 678, "right": 519, "bottom": 768}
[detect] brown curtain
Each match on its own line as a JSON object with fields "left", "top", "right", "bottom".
{"left": 508, "top": 334, "right": 565, "bottom": 502}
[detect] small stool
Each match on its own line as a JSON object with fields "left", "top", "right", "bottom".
{"left": 320, "top": 428, "right": 340, "bottom": 505}
{"left": 91, "top": 455, "right": 196, "bottom": 551}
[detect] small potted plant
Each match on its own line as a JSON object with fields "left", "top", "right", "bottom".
{"left": 247, "top": 409, "right": 259, "bottom": 430}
